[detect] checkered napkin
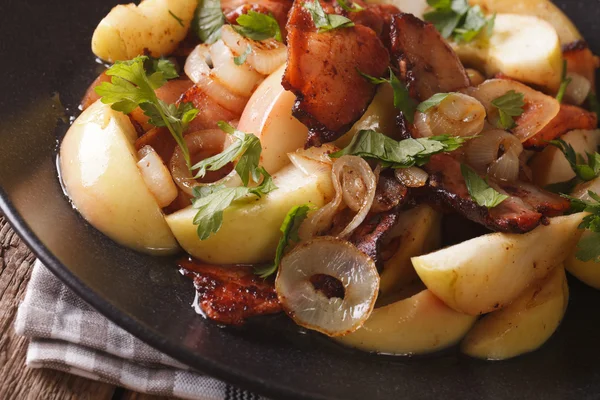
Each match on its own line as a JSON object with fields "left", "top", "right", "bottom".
{"left": 14, "top": 260, "right": 265, "bottom": 400}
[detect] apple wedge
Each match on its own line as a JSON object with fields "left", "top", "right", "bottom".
{"left": 530, "top": 129, "right": 600, "bottom": 187}
{"left": 336, "top": 289, "right": 476, "bottom": 355}
{"left": 166, "top": 149, "right": 335, "bottom": 264}
{"left": 453, "top": 14, "right": 563, "bottom": 93}
{"left": 461, "top": 265, "right": 568, "bottom": 360}
{"left": 237, "top": 65, "right": 308, "bottom": 175}
{"left": 379, "top": 205, "right": 442, "bottom": 295}
{"left": 412, "top": 213, "right": 586, "bottom": 315}
{"left": 60, "top": 101, "right": 179, "bottom": 255}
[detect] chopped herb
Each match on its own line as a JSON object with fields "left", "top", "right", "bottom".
{"left": 556, "top": 60, "right": 572, "bottom": 103}
{"left": 424, "top": 0, "right": 495, "bottom": 43}
{"left": 303, "top": 0, "right": 355, "bottom": 33}
{"left": 95, "top": 56, "right": 197, "bottom": 168}
{"left": 563, "top": 191, "right": 600, "bottom": 262}
{"left": 491, "top": 90, "right": 525, "bottom": 130}
{"left": 549, "top": 139, "right": 600, "bottom": 182}
{"left": 192, "top": 0, "right": 226, "bottom": 44}
{"left": 331, "top": 129, "right": 468, "bottom": 168}
{"left": 169, "top": 10, "right": 185, "bottom": 27}
{"left": 461, "top": 164, "right": 508, "bottom": 208}
{"left": 359, "top": 67, "right": 417, "bottom": 123}
{"left": 336, "top": 0, "right": 364, "bottom": 13}
{"left": 234, "top": 11, "right": 283, "bottom": 42}
{"left": 417, "top": 92, "right": 452, "bottom": 113}
{"left": 192, "top": 168, "right": 277, "bottom": 240}
{"left": 254, "top": 204, "right": 314, "bottom": 278}
{"left": 234, "top": 45, "right": 252, "bottom": 65}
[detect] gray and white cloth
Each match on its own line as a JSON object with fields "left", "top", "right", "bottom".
{"left": 14, "top": 260, "right": 264, "bottom": 400}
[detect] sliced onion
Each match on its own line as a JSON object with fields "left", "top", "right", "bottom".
{"left": 414, "top": 93, "right": 485, "bottom": 138}
{"left": 564, "top": 73, "right": 591, "bottom": 106}
{"left": 299, "top": 156, "right": 377, "bottom": 240}
{"left": 136, "top": 146, "right": 178, "bottom": 208}
{"left": 209, "top": 40, "right": 264, "bottom": 98}
{"left": 287, "top": 143, "right": 336, "bottom": 175}
{"left": 221, "top": 25, "right": 287, "bottom": 75}
{"left": 170, "top": 129, "right": 242, "bottom": 196}
{"left": 394, "top": 167, "right": 429, "bottom": 188}
{"left": 184, "top": 44, "right": 248, "bottom": 114}
{"left": 465, "top": 129, "right": 523, "bottom": 182}
{"left": 466, "top": 68, "right": 485, "bottom": 86}
{"left": 275, "top": 236, "right": 380, "bottom": 337}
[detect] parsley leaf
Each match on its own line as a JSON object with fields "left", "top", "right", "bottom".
{"left": 424, "top": 0, "right": 494, "bottom": 42}
{"left": 417, "top": 93, "right": 452, "bottom": 113}
{"left": 234, "top": 45, "right": 252, "bottom": 65}
{"left": 303, "top": 0, "right": 355, "bottom": 33}
{"left": 336, "top": 0, "right": 364, "bottom": 12}
{"left": 192, "top": 122, "right": 262, "bottom": 186}
{"left": 95, "top": 56, "right": 197, "bottom": 168}
{"left": 562, "top": 191, "right": 600, "bottom": 262}
{"left": 549, "top": 139, "right": 600, "bottom": 182}
{"left": 556, "top": 60, "right": 572, "bottom": 103}
{"left": 490, "top": 90, "right": 525, "bottom": 130}
{"left": 192, "top": 167, "right": 276, "bottom": 240}
{"left": 169, "top": 10, "right": 185, "bottom": 27}
{"left": 254, "top": 204, "right": 314, "bottom": 278}
{"left": 331, "top": 129, "right": 468, "bottom": 168}
{"left": 192, "top": 0, "right": 226, "bottom": 44}
{"left": 576, "top": 232, "right": 600, "bottom": 263}
{"left": 461, "top": 164, "right": 508, "bottom": 208}
{"left": 233, "top": 11, "right": 283, "bottom": 42}
{"left": 359, "top": 68, "right": 417, "bottom": 123}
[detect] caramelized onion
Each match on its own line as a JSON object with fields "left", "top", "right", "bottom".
{"left": 299, "top": 156, "right": 377, "bottom": 240}
{"left": 169, "top": 129, "right": 241, "bottom": 196}
{"left": 394, "top": 167, "right": 429, "bottom": 188}
{"left": 275, "top": 236, "right": 379, "bottom": 337}
{"left": 136, "top": 146, "right": 178, "bottom": 208}
{"left": 209, "top": 40, "right": 264, "bottom": 98}
{"left": 466, "top": 129, "right": 523, "bottom": 182}
{"left": 414, "top": 93, "right": 485, "bottom": 138}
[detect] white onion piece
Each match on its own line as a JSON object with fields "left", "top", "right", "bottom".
{"left": 564, "top": 73, "right": 591, "bottom": 106}
{"left": 395, "top": 167, "right": 429, "bottom": 188}
{"left": 221, "top": 25, "right": 287, "bottom": 75}
{"left": 136, "top": 146, "right": 178, "bottom": 208}
{"left": 299, "top": 156, "right": 377, "bottom": 240}
{"left": 276, "top": 236, "right": 380, "bottom": 337}
{"left": 184, "top": 44, "right": 248, "bottom": 114}
{"left": 287, "top": 144, "right": 337, "bottom": 175}
{"left": 169, "top": 129, "right": 242, "bottom": 196}
{"left": 414, "top": 93, "right": 486, "bottom": 138}
{"left": 466, "top": 129, "right": 523, "bottom": 182}
{"left": 209, "top": 40, "right": 264, "bottom": 98}
{"left": 466, "top": 68, "right": 485, "bottom": 86}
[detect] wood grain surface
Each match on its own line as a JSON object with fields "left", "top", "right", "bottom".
{"left": 0, "top": 216, "right": 172, "bottom": 400}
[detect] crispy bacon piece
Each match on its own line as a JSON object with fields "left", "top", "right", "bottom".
{"left": 424, "top": 154, "right": 551, "bottom": 233}
{"left": 495, "top": 180, "right": 570, "bottom": 217}
{"left": 179, "top": 259, "right": 282, "bottom": 325}
{"left": 224, "top": 0, "right": 293, "bottom": 40}
{"left": 349, "top": 211, "right": 399, "bottom": 265}
{"left": 342, "top": 1, "right": 400, "bottom": 45}
{"left": 371, "top": 171, "right": 408, "bottom": 213}
{"left": 178, "top": 85, "right": 238, "bottom": 133}
{"left": 282, "top": 0, "right": 390, "bottom": 146}
{"left": 563, "top": 40, "right": 599, "bottom": 89}
{"left": 524, "top": 104, "right": 598, "bottom": 149}
{"left": 389, "top": 13, "right": 469, "bottom": 101}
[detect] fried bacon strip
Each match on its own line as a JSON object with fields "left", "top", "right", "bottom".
{"left": 423, "top": 154, "right": 569, "bottom": 233}
{"left": 563, "top": 40, "right": 599, "bottom": 89}
{"left": 179, "top": 259, "right": 282, "bottom": 325}
{"left": 349, "top": 211, "right": 399, "bottom": 265}
{"left": 224, "top": 0, "right": 293, "bottom": 40}
{"left": 524, "top": 104, "right": 598, "bottom": 149}
{"left": 282, "top": 0, "right": 390, "bottom": 146}
{"left": 389, "top": 13, "right": 470, "bottom": 101}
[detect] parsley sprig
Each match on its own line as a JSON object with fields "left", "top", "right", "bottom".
{"left": 359, "top": 68, "right": 417, "bottom": 123}
{"left": 331, "top": 130, "right": 468, "bottom": 168}
{"left": 461, "top": 164, "right": 508, "bottom": 208}
{"left": 417, "top": 93, "right": 452, "bottom": 113}
{"left": 556, "top": 60, "right": 572, "bottom": 104}
{"left": 192, "top": 0, "right": 226, "bottom": 44}
{"left": 491, "top": 90, "right": 525, "bottom": 130}
{"left": 234, "top": 11, "right": 283, "bottom": 42}
{"left": 95, "top": 56, "right": 198, "bottom": 168}
{"left": 254, "top": 204, "right": 313, "bottom": 278}
{"left": 304, "top": 0, "right": 355, "bottom": 32}
{"left": 424, "top": 0, "right": 495, "bottom": 43}
{"left": 549, "top": 139, "right": 600, "bottom": 183}
{"left": 337, "top": 0, "right": 364, "bottom": 13}
{"left": 563, "top": 191, "right": 600, "bottom": 262}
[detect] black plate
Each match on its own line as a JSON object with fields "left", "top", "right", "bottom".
{"left": 2, "top": 1, "right": 600, "bottom": 399}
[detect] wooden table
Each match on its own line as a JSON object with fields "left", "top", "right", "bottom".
{"left": 0, "top": 216, "right": 174, "bottom": 400}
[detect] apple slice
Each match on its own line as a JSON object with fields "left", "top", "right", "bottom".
{"left": 412, "top": 213, "right": 586, "bottom": 315}
{"left": 60, "top": 101, "right": 179, "bottom": 255}
{"left": 461, "top": 266, "right": 568, "bottom": 360}
{"left": 336, "top": 289, "right": 476, "bottom": 355}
